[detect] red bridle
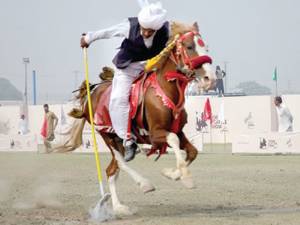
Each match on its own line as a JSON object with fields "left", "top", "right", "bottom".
{"left": 171, "top": 31, "right": 212, "bottom": 71}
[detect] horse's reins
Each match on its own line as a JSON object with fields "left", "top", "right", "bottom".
{"left": 170, "top": 31, "right": 212, "bottom": 77}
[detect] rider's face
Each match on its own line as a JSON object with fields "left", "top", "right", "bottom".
{"left": 140, "top": 27, "right": 155, "bottom": 39}
{"left": 44, "top": 106, "right": 49, "bottom": 113}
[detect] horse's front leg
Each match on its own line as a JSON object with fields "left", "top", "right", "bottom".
{"left": 163, "top": 132, "right": 195, "bottom": 189}
{"left": 162, "top": 131, "right": 198, "bottom": 180}
{"left": 178, "top": 131, "right": 198, "bottom": 165}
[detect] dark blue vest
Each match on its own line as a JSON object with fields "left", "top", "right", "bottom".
{"left": 112, "top": 17, "right": 169, "bottom": 69}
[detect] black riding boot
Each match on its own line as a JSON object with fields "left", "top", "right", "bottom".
{"left": 124, "top": 141, "right": 138, "bottom": 162}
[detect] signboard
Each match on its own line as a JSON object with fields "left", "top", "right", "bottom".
{"left": 0, "top": 134, "right": 38, "bottom": 151}
{"left": 232, "top": 132, "right": 300, "bottom": 154}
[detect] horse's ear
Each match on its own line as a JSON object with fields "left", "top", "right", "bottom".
{"left": 192, "top": 22, "right": 199, "bottom": 32}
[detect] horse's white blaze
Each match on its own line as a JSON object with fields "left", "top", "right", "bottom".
{"left": 113, "top": 150, "right": 154, "bottom": 192}
{"left": 199, "top": 62, "right": 216, "bottom": 91}
{"left": 193, "top": 36, "right": 216, "bottom": 91}
{"left": 194, "top": 36, "right": 208, "bottom": 56}
{"left": 202, "top": 63, "right": 213, "bottom": 74}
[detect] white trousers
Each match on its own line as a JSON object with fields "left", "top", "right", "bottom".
{"left": 109, "top": 62, "right": 145, "bottom": 141}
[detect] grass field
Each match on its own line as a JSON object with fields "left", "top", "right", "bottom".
{"left": 0, "top": 151, "right": 300, "bottom": 225}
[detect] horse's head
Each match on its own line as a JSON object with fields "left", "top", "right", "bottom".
{"left": 169, "top": 22, "right": 216, "bottom": 91}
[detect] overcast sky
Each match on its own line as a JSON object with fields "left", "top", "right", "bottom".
{"left": 0, "top": 0, "right": 299, "bottom": 103}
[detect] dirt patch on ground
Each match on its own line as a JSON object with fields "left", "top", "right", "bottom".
{"left": 1, "top": 152, "right": 300, "bottom": 225}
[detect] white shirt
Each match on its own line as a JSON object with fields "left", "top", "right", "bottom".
{"left": 84, "top": 19, "right": 166, "bottom": 49}
{"left": 18, "top": 119, "right": 29, "bottom": 135}
{"left": 215, "top": 69, "right": 224, "bottom": 80}
{"left": 276, "top": 104, "right": 293, "bottom": 132}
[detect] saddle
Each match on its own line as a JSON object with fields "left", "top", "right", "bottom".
{"left": 94, "top": 71, "right": 148, "bottom": 134}
{"left": 94, "top": 68, "right": 190, "bottom": 158}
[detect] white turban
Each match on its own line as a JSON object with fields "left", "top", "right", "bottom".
{"left": 138, "top": 2, "right": 167, "bottom": 30}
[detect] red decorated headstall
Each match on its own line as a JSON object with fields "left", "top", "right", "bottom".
{"left": 172, "top": 31, "right": 212, "bottom": 70}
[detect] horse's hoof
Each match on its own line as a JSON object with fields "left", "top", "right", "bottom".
{"left": 161, "top": 168, "right": 181, "bottom": 181}
{"left": 114, "top": 204, "right": 134, "bottom": 216}
{"left": 180, "top": 176, "right": 195, "bottom": 189}
{"left": 141, "top": 181, "right": 155, "bottom": 193}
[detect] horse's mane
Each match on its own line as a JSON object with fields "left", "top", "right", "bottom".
{"left": 168, "top": 21, "right": 194, "bottom": 44}
{"left": 145, "top": 21, "right": 195, "bottom": 72}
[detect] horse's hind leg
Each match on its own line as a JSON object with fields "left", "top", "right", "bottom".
{"left": 101, "top": 134, "right": 132, "bottom": 216}
{"left": 107, "top": 163, "right": 133, "bottom": 216}
{"left": 163, "top": 132, "right": 195, "bottom": 189}
{"left": 102, "top": 133, "right": 154, "bottom": 215}
{"left": 113, "top": 149, "right": 155, "bottom": 193}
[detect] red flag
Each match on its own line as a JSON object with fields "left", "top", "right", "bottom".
{"left": 203, "top": 98, "right": 212, "bottom": 124}
{"left": 40, "top": 115, "right": 48, "bottom": 138}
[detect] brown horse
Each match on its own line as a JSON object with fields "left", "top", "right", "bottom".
{"left": 56, "top": 22, "right": 216, "bottom": 215}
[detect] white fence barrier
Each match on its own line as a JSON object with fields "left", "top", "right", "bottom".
{"left": 0, "top": 134, "right": 38, "bottom": 151}
{"left": 0, "top": 95, "right": 300, "bottom": 152}
{"left": 232, "top": 132, "right": 300, "bottom": 154}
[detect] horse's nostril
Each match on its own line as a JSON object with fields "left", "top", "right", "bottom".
{"left": 204, "top": 76, "right": 209, "bottom": 81}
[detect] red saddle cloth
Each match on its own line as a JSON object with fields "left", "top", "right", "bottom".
{"left": 94, "top": 73, "right": 147, "bottom": 134}
{"left": 94, "top": 85, "right": 114, "bottom": 133}
{"left": 94, "top": 71, "right": 190, "bottom": 159}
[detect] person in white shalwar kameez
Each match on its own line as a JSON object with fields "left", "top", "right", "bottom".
{"left": 80, "top": 2, "right": 169, "bottom": 161}
{"left": 274, "top": 96, "right": 293, "bottom": 132}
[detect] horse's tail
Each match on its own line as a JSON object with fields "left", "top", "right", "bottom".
{"left": 68, "top": 81, "right": 94, "bottom": 119}
{"left": 52, "top": 118, "right": 86, "bottom": 153}
{"left": 73, "top": 81, "right": 95, "bottom": 106}
{"left": 68, "top": 108, "right": 85, "bottom": 119}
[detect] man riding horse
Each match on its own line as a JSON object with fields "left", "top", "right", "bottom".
{"left": 54, "top": 1, "right": 217, "bottom": 215}
{"left": 81, "top": 1, "right": 169, "bottom": 162}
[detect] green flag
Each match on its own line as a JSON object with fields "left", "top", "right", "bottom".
{"left": 272, "top": 67, "right": 277, "bottom": 81}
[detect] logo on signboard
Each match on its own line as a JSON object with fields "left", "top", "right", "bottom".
{"left": 244, "top": 112, "right": 255, "bottom": 129}
{"left": 259, "top": 137, "right": 278, "bottom": 149}
{"left": 195, "top": 111, "right": 227, "bottom": 133}
{"left": 259, "top": 138, "right": 267, "bottom": 149}
{"left": 286, "top": 138, "right": 292, "bottom": 148}
{"left": 195, "top": 112, "right": 208, "bottom": 132}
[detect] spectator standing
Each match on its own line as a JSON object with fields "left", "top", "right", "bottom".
{"left": 215, "top": 65, "right": 226, "bottom": 97}
{"left": 274, "top": 96, "right": 293, "bottom": 132}
{"left": 41, "top": 104, "right": 58, "bottom": 152}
